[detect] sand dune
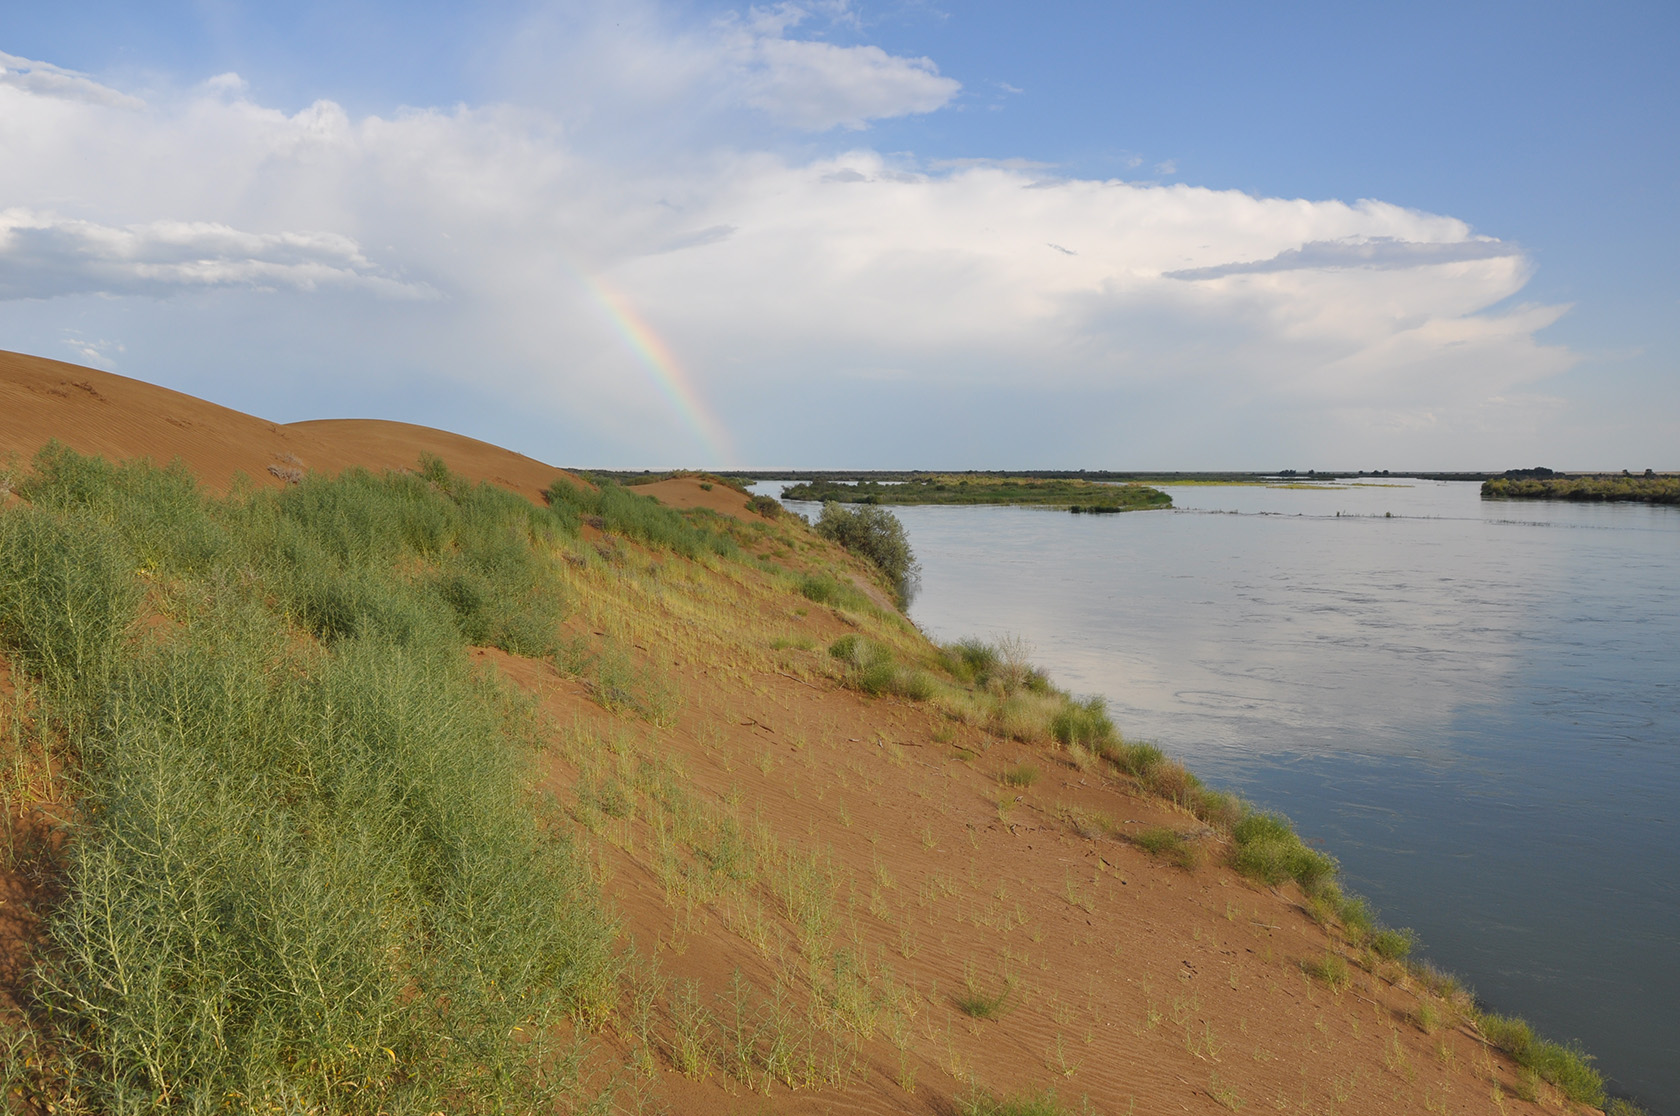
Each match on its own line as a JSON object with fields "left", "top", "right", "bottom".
{"left": 1, "top": 350, "right": 575, "bottom": 503}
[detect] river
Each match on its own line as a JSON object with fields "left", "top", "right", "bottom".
{"left": 757, "top": 478, "right": 1678, "bottom": 1110}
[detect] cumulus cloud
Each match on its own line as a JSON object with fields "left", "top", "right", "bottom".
{"left": 0, "top": 209, "right": 427, "bottom": 299}
{"left": 0, "top": 32, "right": 1579, "bottom": 466}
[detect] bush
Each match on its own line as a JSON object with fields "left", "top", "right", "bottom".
{"left": 1372, "top": 927, "right": 1417, "bottom": 961}
{"left": 814, "top": 502, "right": 921, "bottom": 607}
{"left": 1050, "top": 696, "right": 1115, "bottom": 749}
{"left": 1230, "top": 810, "right": 1337, "bottom": 896}
{"left": 944, "top": 637, "right": 1000, "bottom": 683}
{"left": 0, "top": 505, "right": 139, "bottom": 718}
{"left": 1100, "top": 739, "right": 1165, "bottom": 779}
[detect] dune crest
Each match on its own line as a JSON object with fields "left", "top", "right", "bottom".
{"left": 0, "top": 350, "right": 576, "bottom": 503}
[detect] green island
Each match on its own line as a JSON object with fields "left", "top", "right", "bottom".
{"left": 1482, "top": 470, "right": 1679, "bottom": 504}
{"left": 778, "top": 474, "right": 1173, "bottom": 512}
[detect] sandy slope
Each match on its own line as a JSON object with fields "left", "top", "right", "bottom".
{"left": 0, "top": 350, "right": 576, "bottom": 501}
{"left": 0, "top": 352, "right": 1588, "bottom": 1115}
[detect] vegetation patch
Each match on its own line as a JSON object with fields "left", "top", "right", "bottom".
{"left": 1482, "top": 471, "right": 1677, "bottom": 504}
{"left": 0, "top": 447, "right": 619, "bottom": 1112}
{"left": 784, "top": 474, "right": 1171, "bottom": 512}
{"left": 1477, "top": 1010, "right": 1606, "bottom": 1107}
{"left": 958, "top": 1085, "right": 1082, "bottom": 1116}
{"left": 795, "top": 570, "right": 870, "bottom": 611}
{"left": 955, "top": 974, "right": 1013, "bottom": 1021}
{"left": 828, "top": 634, "right": 934, "bottom": 700}
{"left": 1132, "top": 826, "right": 1200, "bottom": 870}
{"left": 1228, "top": 810, "right": 1337, "bottom": 896}
{"left": 999, "top": 763, "right": 1041, "bottom": 789}
{"left": 547, "top": 475, "right": 739, "bottom": 558}
{"left": 1303, "top": 951, "right": 1350, "bottom": 991}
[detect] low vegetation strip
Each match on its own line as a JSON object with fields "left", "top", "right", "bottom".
{"left": 780, "top": 475, "right": 1171, "bottom": 511}
{"left": 1481, "top": 473, "right": 1678, "bottom": 504}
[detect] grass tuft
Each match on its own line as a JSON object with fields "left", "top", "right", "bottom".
{"left": 958, "top": 1084, "right": 1081, "bottom": 1116}
{"left": 1476, "top": 1010, "right": 1605, "bottom": 1107}
{"left": 1303, "top": 951, "right": 1351, "bottom": 991}
{"left": 999, "top": 763, "right": 1040, "bottom": 788}
{"left": 1132, "top": 826, "right": 1200, "bottom": 871}
{"left": 956, "top": 968, "right": 1013, "bottom": 1020}
{"left": 1229, "top": 810, "right": 1337, "bottom": 896}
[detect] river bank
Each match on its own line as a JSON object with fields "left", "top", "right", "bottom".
{"left": 763, "top": 477, "right": 1678, "bottom": 1111}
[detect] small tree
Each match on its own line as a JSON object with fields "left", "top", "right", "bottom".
{"left": 814, "top": 501, "right": 921, "bottom": 607}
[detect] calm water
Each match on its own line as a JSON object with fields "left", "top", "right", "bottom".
{"left": 760, "top": 480, "right": 1679, "bottom": 1109}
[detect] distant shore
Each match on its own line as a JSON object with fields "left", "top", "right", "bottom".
{"left": 776, "top": 474, "right": 1172, "bottom": 511}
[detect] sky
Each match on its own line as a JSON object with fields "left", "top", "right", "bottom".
{"left": 0, "top": 1, "right": 1675, "bottom": 469}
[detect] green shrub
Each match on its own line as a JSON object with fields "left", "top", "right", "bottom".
{"left": 1372, "top": 927, "right": 1417, "bottom": 961}
{"left": 19, "top": 444, "right": 230, "bottom": 577}
{"left": 1100, "top": 739, "right": 1165, "bottom": 779}
{"left": 895, "top": 669, "right": 936, "bottom": 701}
{"left": 1188, "top": 786, "right": 1244, "bottom": 829}
{"left": 1607, "top": 1100, "right": 1653, "bottom": 1116}
{"left": 0, "top": 505, "right": 138, "bottom": 716}
{"left": 955, "top": 979, "right": 1012, "bottom": 1021}
{"left": 1050, "top": 696, "right": 1115, "bottom": 749}
{"left": 944, "top": 637, "right": 1001, "bottom": 683}
{"left": 813, "top": 502, "right": 920, "bottom": 607}
{"left": 1336, "top": 890, "right": 1376, "bottom": 940}
{"left": 1229, "top": 810, "right": 1337, "bottom": 895}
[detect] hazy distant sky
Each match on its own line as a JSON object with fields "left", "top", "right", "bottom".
{"left": 1, "top": 1, "right": 1675, "bottom": 468}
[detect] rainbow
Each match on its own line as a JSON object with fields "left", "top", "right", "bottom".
{"left": 583, "top": 274, "right": 734, "bottom": 466}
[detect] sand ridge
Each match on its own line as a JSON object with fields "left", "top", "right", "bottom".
{"left": 0, "top": 350, "right": 579, "bottom": 501}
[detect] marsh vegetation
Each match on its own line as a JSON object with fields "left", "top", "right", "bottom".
{"left": 781, "top": 475, "right": 1171, "bottom": 512}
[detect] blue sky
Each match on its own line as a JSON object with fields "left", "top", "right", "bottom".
{"left": 1, "top": 1, "right": 1674, "bottom": 468}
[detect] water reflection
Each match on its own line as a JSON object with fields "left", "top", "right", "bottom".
{"left": 760, "top": 479, "right": 1679, "bottom": 1109}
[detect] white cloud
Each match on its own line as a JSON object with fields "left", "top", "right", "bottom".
{"left": 0, "top": 209, "right": 428, "bottom": 299}
{"left": 497, "top": 1, "right": 959, "bottom": 136}
{"left": 0, "top": 51, "right": 142, "bottom": 109}
{"left": 1165, "top": 236, "right": 1518, "bottom": 279}
{"left": 0, "top": 37, "right": 1582, "bottom": 467}
{"left": 736, "top": 35, "right": 958, "bottom": 129}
